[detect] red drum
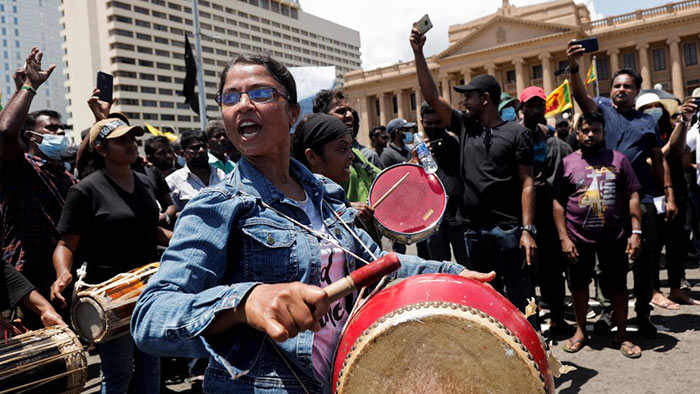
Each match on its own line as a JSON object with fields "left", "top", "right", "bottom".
{"left": 368, "top": 163, "right": 446, "bottom": 244}
{"left": 333, "top": 274, "right": 554, "bottom": 394}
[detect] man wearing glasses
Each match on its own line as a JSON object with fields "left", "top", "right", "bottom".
{"left": 165, "top": 130, "right": 226, "bottom": 212}
{"left": 411, "top": 29, "right": 538, "bottom": 326}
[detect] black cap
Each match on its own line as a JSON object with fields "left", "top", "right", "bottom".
{"left": 453, "top": 74, "right": 501, "bottom": 102}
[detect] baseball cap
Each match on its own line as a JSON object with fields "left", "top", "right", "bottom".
{"left": 498, "top": 92, "right": 518, "bottom": 112}
{"left": 453, "top": 74, "right": 500, "bottom": 95}
{"left": 519, "top": 86, "right": 546, "bottom": 104}
{"left": 89, "top": 118, "right": 144, "bottom": 149}
{"left": 692, "top": 87, "right": 700, "bottom": 98}
{"left": 386, "top": 118, "right": 416, "bottom": 136}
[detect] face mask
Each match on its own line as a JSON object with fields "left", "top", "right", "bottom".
{"left": 501, "top": 107, "right": 517, "bottom": 122}
{"left": 644, "top": 107, "right": 663, "bottom": 123}
{"left": 188, "top": 153, "right": 209, "bottom": 169}
{"left": 63, "top": 161, "right": 72, "bottom": 172}
{"left": 29, "top": 131, "right": 70, "bottom": 161}
{"left": 402, "top": 131, "right": 414, "bottom": 145}
{"left": 176, "top": 155, "right": 186, "bottom": 168}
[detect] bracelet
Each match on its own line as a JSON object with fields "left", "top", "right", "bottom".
{"left": 21, "top": 85, "right": 37, "bottom": 94}
{"left": 632, "top": 229, "right": 642, "bottom": 235}
{"left": 569, "top": 64, "right": 579, "bottom": 74}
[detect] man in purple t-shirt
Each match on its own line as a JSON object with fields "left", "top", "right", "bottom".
{"left": 553, "top": 112, "right": 643, "bottom": 358}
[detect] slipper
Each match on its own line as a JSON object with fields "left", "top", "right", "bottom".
{"left": 616, "top": 340, "right": 641, "bottom": 359}
{"left": 562, "top": 337, "right": 587, "bottom": 353}
{"left": 668, "top": 295, "right": 700, "bottom": 306}
{"left": 651, "top": 299, "right": 681, "bottom": 310}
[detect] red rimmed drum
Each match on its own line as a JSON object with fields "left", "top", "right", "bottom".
{"left": 368, "top": 163, "right": 446, "bottom": 244}
{"left": 332, "top": 274, "right": 554, "bottom": 394}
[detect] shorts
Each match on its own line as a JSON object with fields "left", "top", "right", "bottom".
{"left": 566, "top": 238, "right": 629, "bottom": 294}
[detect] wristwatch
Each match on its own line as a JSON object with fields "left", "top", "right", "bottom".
{"left": 522, "top": 224, "right": 537, "bottom": 238}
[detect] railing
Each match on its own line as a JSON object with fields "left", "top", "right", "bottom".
{"left": 586, "top": 0, "right": 700, "bottom": 29}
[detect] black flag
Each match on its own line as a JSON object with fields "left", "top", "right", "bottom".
{"left": 182, "top": 34, "right": 199, "bottom": 115}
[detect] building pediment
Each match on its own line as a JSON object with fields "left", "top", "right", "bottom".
{"left": 439, "top": 15, "right": 574, "bottom": 58}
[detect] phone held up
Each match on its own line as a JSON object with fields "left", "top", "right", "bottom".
{"left": 414, "top": 14, "right": 433, "bottom": 35}
{"left": 571, "top": 37, "right": 599, "bottom": 53}
{"left": 96, "top": 71, "right": 113, "bottom": 103}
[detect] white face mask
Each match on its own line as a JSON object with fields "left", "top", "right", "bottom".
{"left": 644, "top": 107, "right": 663, "bottom": 123}
{"left": 29, "top": 131, "right": 70, "bottom": 160}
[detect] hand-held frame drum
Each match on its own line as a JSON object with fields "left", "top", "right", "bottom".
{"left": 333, "top": 274, "right": 555, "bottom": 394}
{"left": 71, "top": 262, "right": 159, "bottom": 343}
{"left": 368, "top": 163, "right": 447, "bottom": 245}
{"left": 0, "top": 325, "right": 87, "bottom": 394}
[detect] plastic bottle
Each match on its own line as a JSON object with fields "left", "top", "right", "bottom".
{"left": 413, "top": 131, "right": 438, "bottom": 174}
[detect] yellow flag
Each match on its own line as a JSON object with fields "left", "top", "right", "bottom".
{"left": 545, "top": 79, "right": 573, "bottom": 118}
{"left": 145, "top": 122, "right": 178, "bottom": 142}
{"left": 584, "top": 60, "right": 597, "bottom": 87}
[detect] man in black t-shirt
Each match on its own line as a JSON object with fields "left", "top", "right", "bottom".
{"left": 411, "top": 29, "right": 537, "bottom": 322}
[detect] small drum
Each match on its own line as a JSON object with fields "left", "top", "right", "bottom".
{"left": 368, "top": 163, "right": 446, "bottom": 244}
{"left": 0, "top": 325, "right": 87, "bottom": 394}
{"left": 333, "top": 274, "right": 554, "bottom": 394}
{"left": 71, "top": 262, "right": 159, "bottom": 343}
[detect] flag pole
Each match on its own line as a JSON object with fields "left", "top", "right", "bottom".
{"left": 593, "top": 55, "right": 600, "bottom": 98}
{"left": 191, "top": 0, "right": 207, "bottom": 130}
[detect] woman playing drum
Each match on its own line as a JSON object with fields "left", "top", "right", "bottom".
{"left": 51, "top": 119, "right": 171, "bottom": 393}
{"left": 131, "top": 54, "right": 493, "bottom": 394}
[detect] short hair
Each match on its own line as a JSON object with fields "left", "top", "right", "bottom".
{"left": 369, "top": 125, "right": 386, "bottom": 140}
{"left": 217, "top": 53, "right": 298, "bottom": 105}
{"left": 144, "top": 136, "right": 171, "bottom": 157}
{"left": 611, "top": 68, "right": 642, "bottom": 90}
{"left": 577, "top": 112, "right": 606, "bottom": 129}
{"left": 312, "top": 89, "right": 346, "bottom": 114}
{"left": 180, "top": 130, "right": 208, "bottom": 150}
{"left": 21, "top": 110, "right": 61, "bottom": 145}
{"left": 420, "top": 101, "right": 435, "bottom": 116}
{"left": 205, "top": 120, "right": 226, "bottom": 139}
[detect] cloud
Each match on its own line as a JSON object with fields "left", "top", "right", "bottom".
{"left": 300, "top": 0, "right": 605, "bottom": 70}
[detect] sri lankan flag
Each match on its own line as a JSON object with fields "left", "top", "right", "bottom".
{"left": 584, "top": 61, "right": 597, "bottom": 87}
{"left": 145, "top": 122, "right": 179, "bottom": 142}
{"left": 545, "top": 79, "right": 572, "bottom": 118}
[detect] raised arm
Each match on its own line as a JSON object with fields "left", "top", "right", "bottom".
{"left": 666, "top": 99, "right": 698, "bottom": 157}
{"left": 566, "top": 40, "right": 598, "bottom": 114}
{"left": 410, "top": 28, "right": 452, "bottom": 125}
{"left": 0, "top": 48, "right": 55, "bottom": 161}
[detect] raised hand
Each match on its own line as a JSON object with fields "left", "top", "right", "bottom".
{"left": 566, "top": 40, "right": 585, "bottom": 68}
{"left": 23, "top": 47, "right": 56, "bottom": 89}
{"left": 410, "top": 28, "right": 426, "bottom": 53}
{"left": 87, "top": 88, "right": 115, "bottom": 122}
{"left": 12, "top": 67, "right": 26, "bottom": 91}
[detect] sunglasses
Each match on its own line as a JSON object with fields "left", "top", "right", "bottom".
{"left": 215, "top": 87, "right": 289, "bottom": 107}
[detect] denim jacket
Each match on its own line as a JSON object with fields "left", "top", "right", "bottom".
{"left": 131, "top": 157, "right": 464, "bottom": 394}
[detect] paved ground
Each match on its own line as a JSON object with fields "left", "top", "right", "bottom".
{"left": 80, "top": 245, "right": 700, "bottom": 393}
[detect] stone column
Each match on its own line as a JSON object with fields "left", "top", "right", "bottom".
{"left": 607, "top": 48, "right": 620, "bottom": 73}
{"left": 414, "top": 86, "right": 423, "bottom": 123}
{"left": 358, "top": 95, "right": 372, "bottom": 142}
{"left": 667, "top": 37, "right": 684, "bottom": 99}
{"left": 485, "top": 63, "right": 497, "bottom": 77}
{"left": 513, "top": 57, "right": 525, "bottom": 94}
{"left": 636, "top": 43, "right": 651, "bottom": 89}
{"left": 396, "top": 89, "right": 407, "bottom": 120}
{"left": 379, "top": 92, "right": 391, "bottom": 125}
{"left": 439, "top": 74, "right": 451, "bottom": 105}
{"left": 462, "top": 67, "right": 472, "bottom": 84}
{"left": 539, "top": 53, "right": 553, "bottom": 94}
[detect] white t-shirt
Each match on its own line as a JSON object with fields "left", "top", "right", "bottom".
{"left": 296, "top": 194, "right": 350, "bottom": 391}
{"left": 685, "top": 121, "right": 700, "bottom": 185}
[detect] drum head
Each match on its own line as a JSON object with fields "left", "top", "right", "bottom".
{"left": 71, "top": 298, "right": 106, "bottom": 342}
{"left": 369, "top": 164, "right": 446, "bottom": 238}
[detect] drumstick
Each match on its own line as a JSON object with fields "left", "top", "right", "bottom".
{"left": 371, "top": 172, "right": 410, "bottom": 209}
{"left": 324, "top": 253, "right": 401, "bottom": 303}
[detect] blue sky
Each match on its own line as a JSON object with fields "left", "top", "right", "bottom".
{"left": 301, "top": 0, "right": 670, "bottom": 69}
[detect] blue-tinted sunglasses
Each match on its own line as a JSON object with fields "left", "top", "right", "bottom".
{"left": 215, "top": 87, "right": 289, "bottom": 107}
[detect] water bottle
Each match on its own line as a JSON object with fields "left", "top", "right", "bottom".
{"left": 413, "top": 131, "right": 438, "bottom": 174}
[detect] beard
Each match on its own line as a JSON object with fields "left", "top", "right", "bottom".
{"left": 580, "top": 141, "right": 605, "bottom": 156}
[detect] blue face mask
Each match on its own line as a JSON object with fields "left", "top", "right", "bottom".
{"left": 501, "top": 106, "right": 517, "bottom": 122}
{"left": 644, "top": 107, "right": 663, "bottom": 123}
{"left": 29, "top": 131, "right": 70, "bottom": 161}
{"left": 176, "top": 155, "right": 187, "bottom": 168}
{"left": 402, "top": 131, "right": 414, "bottom": 145}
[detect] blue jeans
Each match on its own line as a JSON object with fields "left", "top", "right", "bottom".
{"left": 96, "top": 334, "right": 160, "bottom": 394}
{"left": 464, "top": 225, "right": 536, "bottom": 326}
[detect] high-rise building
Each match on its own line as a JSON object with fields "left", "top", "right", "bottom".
{"left": 60, "top": 0, "right": 361, "bottom": 138}
{"left": 0, "top": 0, "right": 69, "bottom": 120}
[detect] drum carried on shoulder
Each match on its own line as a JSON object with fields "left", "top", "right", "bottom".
{"left": 368, "top": 163, "right": 447, "bottom": 245}
{"left": 333, "top": 274, "right": 555, "bottom": 394}
{"left": 0, "top": 325, "right": 87, "bottom": 394}
{"left": 71, "top": 262, "right": 159, "bottom": 343}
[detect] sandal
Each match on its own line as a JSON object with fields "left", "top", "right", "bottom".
{"left": 616, "top": 340, "right": 641, "bottom": 359}
{"left": 562, "top": 337, "right": 588, "bottom": 353}
{"left": 652, "top": 293, "right": 681, "bottom": 310}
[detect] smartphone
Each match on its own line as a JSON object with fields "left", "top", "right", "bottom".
{"left": 695, "top": 98, "right": 700, "bottom": 108}
{"left": 571, "top": 37, "right": 599, "bottom": 53}
{"left": 96, "top": 71, "right": 113, "bottom": 102}
{"left": 414, "top": 14, "right": 433, "bottom": 35}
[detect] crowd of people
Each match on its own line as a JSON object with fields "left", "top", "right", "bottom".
{"left": 1, "top": 21, "right": 699, "bottom": 393}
